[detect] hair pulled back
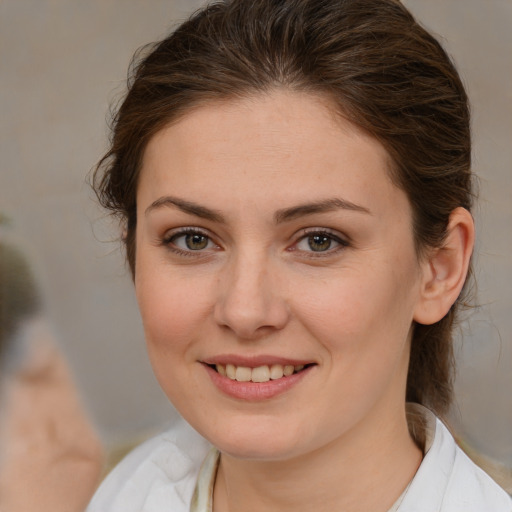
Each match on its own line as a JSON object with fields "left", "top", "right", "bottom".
{"left": 94, "top": 0, "right": 473, "bottom": 415}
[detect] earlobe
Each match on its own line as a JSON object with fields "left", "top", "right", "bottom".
{"left": 413, "top": 207, "right": 475, "bottom": 325}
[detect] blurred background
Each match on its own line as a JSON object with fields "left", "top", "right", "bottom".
{"left": 1, "top": 0, "right": 510, "bottom": 480}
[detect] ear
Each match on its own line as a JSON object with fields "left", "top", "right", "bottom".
{"left": 414, "top": 207, "right": 475, "bottom": 325}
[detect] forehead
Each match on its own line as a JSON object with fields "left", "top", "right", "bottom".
{"left": 138, "top": 90, "right": 401, "bottom": 215}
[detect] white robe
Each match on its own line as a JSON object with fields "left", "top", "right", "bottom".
{"left": 87, "top": 405, "right": 511, "bottom": 512}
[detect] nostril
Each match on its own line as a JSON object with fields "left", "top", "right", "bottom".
{"left": 213, "top": 267, "right": 290, "bottom": 338}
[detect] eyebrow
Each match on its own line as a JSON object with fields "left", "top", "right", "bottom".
{"left": 145, "top": 196, "right": 226, "bottom": 223}
{"left": 145, "top": 195, "right": 371, "bottom": 224}
{"left": 274, "top": 198, "right": 371, "bottom": 223}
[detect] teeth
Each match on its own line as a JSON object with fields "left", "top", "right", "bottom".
{"left": 235, "top": 366, "right": 252, "bottom": 382}
{"left": 269, "top": 364, "right": 284, "bottom": 380}
{"left": 226, "top": 364, "right": 236, "bottom": 379}
{"left": 214, "top": 363, "right": 307, "bottom": 383}
{"left": 283, "top": 365, "right": 294, "bottom": 376}
{"left": 251, "top": 365, "right": 270, "bottom": 383}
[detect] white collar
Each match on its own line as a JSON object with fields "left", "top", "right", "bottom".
{"left": 191, "top": 403, "right": 438, "bottom": 512}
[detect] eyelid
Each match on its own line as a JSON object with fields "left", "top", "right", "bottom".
{"left": 289, "top": 227, "right": 349, "bottom": 255}
{"left": 160, "top": 226, "right": 348, "bottom": 258}
{"left": 161, "top": 226, "right": 221, "bottom": 255}
{"left": 163, "top": 225, "right": 209, "bottom": 241}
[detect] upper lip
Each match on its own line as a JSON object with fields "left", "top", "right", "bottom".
{"left": 201, "top": 354, "right": 315, "bottom": 367}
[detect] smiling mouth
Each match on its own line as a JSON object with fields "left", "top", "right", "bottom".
{"left": 209, "top": 363, "right": 313, "bottom": 383}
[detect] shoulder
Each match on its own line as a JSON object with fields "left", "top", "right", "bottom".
{"left": 402, "top": 406, "right": 511, "bottom": 511}
{"left": 86, "top": 419, "right": 211, "bottom": 512}
{"left": 438, "top": 419, "right": 512, "bottom": 511}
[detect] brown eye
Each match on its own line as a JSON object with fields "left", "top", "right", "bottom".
{"left": 294, "top": 230, "right": 347, "bottom": 255}
{"left": 308, "top": 234, "right": 332, "bottom": 252}
{"left": 168, "top": 230, "right": 215, "bottom": 252}
{"left": 185, "top": 233, "right": 209, "bottom": 250}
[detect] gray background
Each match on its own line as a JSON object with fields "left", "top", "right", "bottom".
{"left": 1, "top": 1, "right": 510, "bottom": 466}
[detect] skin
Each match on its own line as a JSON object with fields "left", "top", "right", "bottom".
{"left": 134, "top": 90, "right": 473, "bottom": 512}
{"left": 0, "top": 317, "right": 103, "bottom": 512}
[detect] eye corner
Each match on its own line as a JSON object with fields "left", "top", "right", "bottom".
{"left": 289, "top": 228, "right": 350, "bottom": 258}
{"left": 160, "top": 226, "right": 222, "bottom": 258}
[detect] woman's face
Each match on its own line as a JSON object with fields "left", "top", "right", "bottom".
{"left": 135, "top": 90, "right": 427, "bottom": 460}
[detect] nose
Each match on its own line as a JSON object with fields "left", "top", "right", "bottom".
{"left": 213, "top": 252, "right": 290, "bottom": 340}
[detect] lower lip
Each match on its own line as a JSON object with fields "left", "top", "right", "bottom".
{"left": 203, "top": 364, "right": 313, "bottom": 400}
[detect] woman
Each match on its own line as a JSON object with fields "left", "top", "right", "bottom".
{"left": 87, "top": 0, "right": 512, "bottom": 510}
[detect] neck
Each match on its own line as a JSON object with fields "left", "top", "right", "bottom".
{"left": 213, "top": 404, "right": 422, "bottom": 512}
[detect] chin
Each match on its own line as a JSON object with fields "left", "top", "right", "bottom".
{"left": 193, "top": 414, "right": 305, "bottom": 461}
{"left": 217, "top": 438, "right": 299, "bottom": 461}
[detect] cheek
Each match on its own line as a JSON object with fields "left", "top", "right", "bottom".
{"left": 290, "top": 264, "right": 418, "bottom": 359}
{"left": 134, "top": 268, "right": 212, "bottom": 404}
{"left": 135, "top": 258, "right": 209, "bottom": 356}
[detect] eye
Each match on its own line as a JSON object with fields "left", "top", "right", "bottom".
{"left": 164, "top": 229, "right": 217, "bottom": 253}
{"left": 180, "top": 233, "right": 210, "bottom": 250}
{"left": 300, "top": 233, "right": 335, "bottom": 252}
{"left": 294, "top": 230, "right": 347, "bottom": 254}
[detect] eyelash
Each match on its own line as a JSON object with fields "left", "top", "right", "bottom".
{"left": 161, "top": 227, "right": 349, "bottom": 258}
{"left": 291, "top": 228, "right": 349, "bottom": 258}
{"left": 161, "top": 227, "right": 219, "bottom": 257}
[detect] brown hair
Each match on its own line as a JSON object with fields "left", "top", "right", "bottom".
{"left": 94, "top": 0, "right": 473, "bottom": 415}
